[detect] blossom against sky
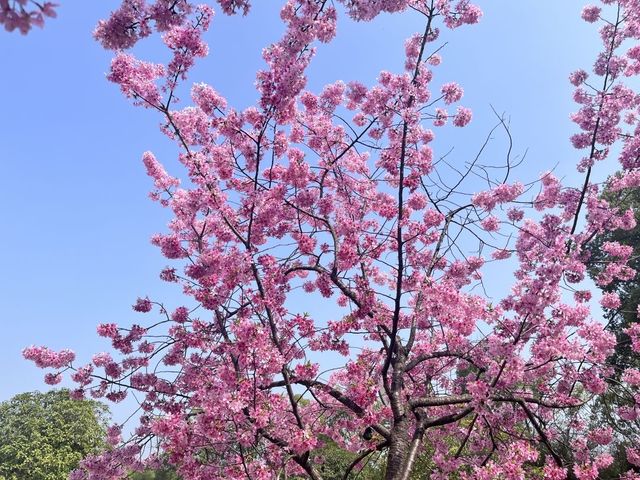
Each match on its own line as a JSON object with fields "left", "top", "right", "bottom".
{"left": 0, "top": 1, "right": 603, "bottom": 409}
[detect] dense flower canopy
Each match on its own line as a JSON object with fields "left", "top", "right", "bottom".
{"left": 23, "top": 0, "right": 640, "bottom": 479}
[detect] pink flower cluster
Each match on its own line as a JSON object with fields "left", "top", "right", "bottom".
{"left": 108, "top": 53, "right": 165, "bottom": 108}
{"left": 472, "top": 182, "right": 525, "bottom": 211}
{"left": 94, "top": 0, "right": 194, "bottom": 50}
{"left": 441, "top": 82, "right": 463, "bottom": 104}
{"left": 22, "top": 346, "right": 75, "bottom": 369}
{"left": 1, "top": 0, "right": 57, "bottom": 34}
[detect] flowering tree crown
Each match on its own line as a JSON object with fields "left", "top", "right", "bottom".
{"left": 23, "top": 1, "right": 640, "bottom": 479}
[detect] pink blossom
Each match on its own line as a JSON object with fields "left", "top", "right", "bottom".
{"left": 191, "top": 82, "right": 227, "bottom": 114}
{"left": 628, "top": 447, "right": 640, "bottom": 467}
{"left": 107, "top": 53, "right": 165, "bottom": 108}
{"left": 23, "top": 346, "right": 75, "bottom": 369}
{"left": 626, "top": 323, "right": 640, "bottom": 353}
{"left": 441, "top": 82, "right": 463, "bottom": 104}
{"left": 543, "top": 462, "right": 568, "bottom": 480}
{"left": 622, "top": 369, "right": 640, "bottom": 387}
{"left": 92, "top": 352, "right": 113, "bottom": 367}
{"left": 600, "top": 292, "right": 621, "bottom": 309}
{"left": 151, "top": 234, "right": 185, "bottom": 259}
{"left": 480, "top": 215, "right": 499, "bottom": 231}
{"left": 142, "top": 152, "right": 179, "bottom": 192}
{"left": 433, "top": 107, "right": 448, "bottom": 126}
{"left": 44, "top": 373, "right": 62, "bottom": 385}
{"left": 21, "top": 1, "right": 640, "bottom": 478}
{"left": 428, "top": 54, "right": 442, "bottom": 66}
{"left": 570, "top": 69, "right": 589, "bottom": 86}
{"left": 132, "top": 296, "right": 153, "bottom": 313}
{"left": 453, "top": 106, "right": 472, "bottom": 126}
{"left": 491, "top": 249, "right": 512, "bottom": 260}
{"left": 588, "top": 426, "right": 612, "bottom": 445}
{"left": 473, "top": 182, "right": 524, "bottom": 211}
{"left": 96, "top": 323, "right": 119, "bottom": 339}
{"left": 106, "top": 425, "right": 122, "bottom": 446}
{"left": 1, "top": 1, "right": 58, "bottom": 34}
{"left": 581, "top": 5, "right": 601, "bottom": 23}
{"left": 171, "top": 306, "right": 189, "bottom": 323}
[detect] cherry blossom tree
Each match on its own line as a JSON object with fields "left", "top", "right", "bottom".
{"left": 23, "top": 0, "right": 640, "bottom": 479}
{"left": 1, "top": 0, "right": 57, "bottom": 34}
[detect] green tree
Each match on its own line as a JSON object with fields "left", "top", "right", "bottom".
{"left": 586, "top": 177, "right": 640, "bottom": 477}
{"left": 0, "top": 390, "right": 108, "bottom": 480}
{"left": 311, "top": 435, "right": 386, "bottom": 480}
{"left": 130, "top": 469, "right": 180, "bottom": 480}
{"left": 588, "top": 179, "right": 640, "bottom": 372}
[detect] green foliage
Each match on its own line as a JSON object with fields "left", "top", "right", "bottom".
{"left": 302, "top": 434, "right": 438, "bottom": 479}
{"left": 130, "top": 468, "right": 180, "bottom": 480}
{"left": 587, "top": 179, "right": 640, "bottom": 372}
{"left": 312, "top": 436, "right": 385, "bottom": 479}
{"left": 586, "top": 177, "right": 640, "bottom": 476}
{"left": 0, "top": 389, "right": 108, "bottom": 480}
{"left": 597, "top": 443, "right": 638, "bottom": 480}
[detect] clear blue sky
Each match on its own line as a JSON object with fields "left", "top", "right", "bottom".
{"left": 0, "top": 1, "right": 610, "bottom": 419}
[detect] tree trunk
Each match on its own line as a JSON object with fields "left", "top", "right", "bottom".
{"left": 385, "top": 416, "right": 412, "bottom": 480}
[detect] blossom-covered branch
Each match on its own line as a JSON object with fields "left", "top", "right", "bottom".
{"left": 23, "top": 0, "right": 640, "bottom": 479}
